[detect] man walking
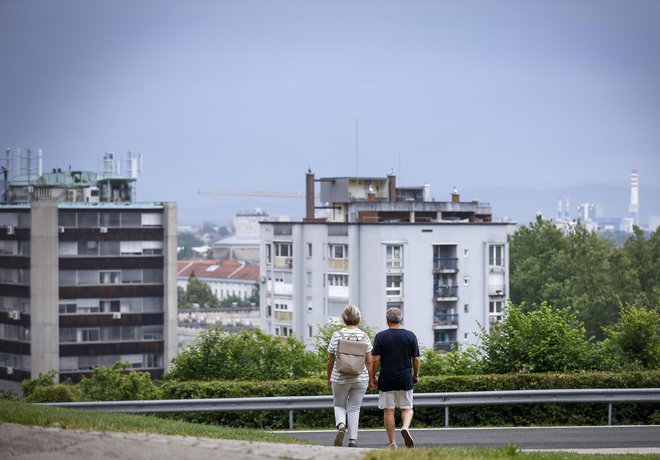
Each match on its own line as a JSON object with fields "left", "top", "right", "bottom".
{"left": 370, "top": 307, "right": 420, "bottom": 448}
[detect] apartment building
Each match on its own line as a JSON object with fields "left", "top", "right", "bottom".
{"left": 259, "top": 171, "right": 514, "bottom": 350}
{"left": 0, "top": 152, "right": 177, "bottom": 390}
{"left": 177, "top": 259, "right": 259, "bottom": 304}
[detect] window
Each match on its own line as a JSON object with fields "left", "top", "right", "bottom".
{"left": 328, "top": 274, "right": 348, "bottom": 287}
{"left": 100, "top": 271, "right": 120, "bottom": 285}
{"left": 307, "top": 325, "right": 313, "bottom": 338}
{"left": 59, "top": 303, "right": 77, "bottom": 315}
{"left": 386, "top": 274, "right": 402, "bottom": 297}
{"left": 275, "top": 242, "right": 292, "bottom": 257}
{"left": 307, "top": 243, "right": 312, "bottom": 257}
{"left": 489, "top": 244, "right": 504, "bottom": 267}
{"left": 489, "top": 300, "right": 504, "bottom": 314}
{"left": 328, "top": 244, "right": 348, "bottom": 259}
{"left": 464, "top": 304, "right": 469, "bottom": 313}
{"left": 266, "top": 244, "right": 272, "bottom": 264}
{"left": 386, "top": 245, "right": 403, "bottom": 268}
{"left": 463, "top": 276, "right": 470, "bottom": 286}
{"left": 100, "top": 300, "right": 120, "bottom": 313}
{"left": 80, "top": 328, "right": 100, "bottom": 342}
{"left": 306, "top": 271, "right": 312, "bottom": 287}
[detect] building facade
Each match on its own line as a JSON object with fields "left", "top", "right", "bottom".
{"left": 0, "top": 152, "right": 177, "bottom": 390}
{"left": 259, "top": 172, "right": 514, "bottom": 350}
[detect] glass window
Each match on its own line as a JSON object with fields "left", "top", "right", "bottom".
{"left": 99, "top": 212, "right": 120, "bottom": 227}
{"left": 328, "top": 244, "right": 348, "bottom": 259}
{"left": 100, "top": 271, "right": 121, "bottom": 285}
{"left": 489, "top": 244, "right": 504, "bottom": 266}
{"left": 78, "top": 212, "right": 99, "bottom": 228}
{"left": 120, "top": 212, "right": 141, "bottom": 227}
{"left": 386, "top": 244, "right": 403, "bottom": 268}
{"left": 386, "top": 274, "right": 402, "bottom": 296}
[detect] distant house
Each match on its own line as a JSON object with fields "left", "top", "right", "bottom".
{"left": 177, "top": 259, "right": 259, "bottom": 304}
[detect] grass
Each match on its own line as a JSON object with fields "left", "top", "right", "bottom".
{"left": 0, "top": 399, "right": 308, "bottom": 444}
{"left": 362, "top": 446, "right": 660, "bottom": 460}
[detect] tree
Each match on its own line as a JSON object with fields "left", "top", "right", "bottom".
{"left": 478, "top": 302, "right": 600, "bottom": 374}
{"left": 623, "top": 227, "right": 660, "bottom": 308}
{"left": 184, "top": 274, "right": 219, "bottom": 308}
{"left": 509, "top": 218, "right": 641, "bottom": 339}
{"left": 603, "top": 305, "right": 660, "bottom": 369}
{"left": 166, "top": 328, "right": 320, "bottom": 381}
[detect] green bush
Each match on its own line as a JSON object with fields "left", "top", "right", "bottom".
{"left": 24, "top": 383, "right": 80, "bottom": 403}
{"left": 160, "top": 370, "right": 660, "bottom": 429}
{"left": 77, "top": 361, "right": 163, "bottom": 401}
{"left": 166, "top": 328, "right": 320, "bottom": 381}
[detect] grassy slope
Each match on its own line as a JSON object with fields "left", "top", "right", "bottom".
{"left": 0, "top": 399, "right": 307, "bottom": 444}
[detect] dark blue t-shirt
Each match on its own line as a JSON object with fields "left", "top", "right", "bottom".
{"left": 371, "top": 327, "right": 420, "bottom": 392}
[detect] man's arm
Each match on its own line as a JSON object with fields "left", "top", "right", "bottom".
{"left": 370, "top": 355, "right": 380, "bottom": 389}
{"left": 412, "top": 356, "right": 421, "bottom": 381}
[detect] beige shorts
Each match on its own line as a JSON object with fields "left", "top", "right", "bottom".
{"left": 378, "top": 390, "right": 414, "bottom": 409}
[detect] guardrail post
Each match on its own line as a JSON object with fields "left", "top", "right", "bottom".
{"left": 445, "top": 406, "right": 449, "bottom": 427}
{"left": 289, "top": 410, "right": 294, "bottom": 429}
{"left": 608, "top": 403, "right": 612, "bottom": 426}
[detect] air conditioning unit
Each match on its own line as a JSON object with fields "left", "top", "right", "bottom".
{"left": 8, "top": 311, "right": 20, "bottom": 320}
{"left": 6, "top": 367, "right": 13, "bottom": 375}
{"left": 112, "top": 312, "right": 121, "bottom": 319}
{"left": 100, "top": 227, "right": 108, "bottom": 233}
{"left": 6, "top": 226, "right": 15, "bottom": 235}
{"left": 58, "top": 226, "right": 65, "bottom": 233}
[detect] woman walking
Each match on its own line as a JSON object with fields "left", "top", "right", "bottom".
{"left": 327, "top": 304, "right": 374, "bottom": 448}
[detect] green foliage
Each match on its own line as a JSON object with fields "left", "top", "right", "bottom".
{"left": 508, "top": 218, "right": 659, "bottom": 340}
{"left": 76, "top": 361, "right": 163, "bottom": 401}
{"left": 313, "top": 319, "right": 377, "bottom": 364}
{"left": 420, "top": 346, "right": 484, "bottom": 376}
{"left": 166, "top": 327, "right": 320, "bottom": 381}
{"left": 24, "top": 383, "right": 80, "bottom": 403}
{"left": 21, "top": 370, "right": 58, "bottom": 398}
{"left": 604, "top": 305, "right": 660, "bottom": 369}
{"left": 178, "top": 231, "right": 205, "bottom": 248}
{"left": 479, "top": 303, "right": 600, "bottom": 374}
{"left": 182, "top": 274, "right": 220, "bottom": 308}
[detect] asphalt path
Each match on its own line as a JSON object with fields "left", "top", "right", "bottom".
{"left": 285, "top": 425, "right": 660, "bottom": 451}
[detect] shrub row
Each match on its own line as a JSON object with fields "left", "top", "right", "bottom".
{"left": 160, "top": 370, "right": 660, "bottom": 429}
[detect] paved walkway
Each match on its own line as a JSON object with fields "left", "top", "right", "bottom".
{"left": 0, "top": 424, "right": 367, "bottom": 460}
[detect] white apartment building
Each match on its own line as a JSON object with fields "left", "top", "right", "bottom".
{"left": 259, "top": 171, "right": 514, "bottom": 351}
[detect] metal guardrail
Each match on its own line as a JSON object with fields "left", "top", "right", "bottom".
{"left": 39, "top": 388, "right": 660, "bottom": 429}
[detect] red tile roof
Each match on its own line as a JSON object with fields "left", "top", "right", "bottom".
{"left": 177, "top": 259, "right": 259, "bottom": 282}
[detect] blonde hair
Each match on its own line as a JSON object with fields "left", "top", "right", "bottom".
{"left": 341, "top": 304, "right": 361, "bottom": 326}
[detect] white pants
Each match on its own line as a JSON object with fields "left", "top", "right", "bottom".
{"left": 332, "top": 380, "right": 369, "bottom": 440}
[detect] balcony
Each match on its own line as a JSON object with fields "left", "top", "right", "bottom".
{"left": 434, "top": 284, "right": 458, "bottom": 300}
{"left": 433, "top": 313, "right": 458, "bottom": 328}
{"left": 328, "top": 259, "right": 348, "bottom": 271}
{"left": 434, "top": 341, "right": 459, "bottom": 352}
{"left": 489, "top": 285, "right": 506, "bottom": 297}
{"left": 274, "top": 256, "right": 292, "bottom": 269}
{"left": 433, "top": 258, "right": 458, "bottom": 272}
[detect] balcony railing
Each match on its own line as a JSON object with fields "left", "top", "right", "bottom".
{"left": 328, "top": 259, "right": 348, "bottom": 271}
{"left": 274, "top": 256, "right": 292, "bottom": 269}
{"left": 435, "top": 285, "right": 458, "bottom": 299}
{"left": 434, "top": 341, "right": 459, "bottom": 352}
{"left": 433, "top": 258, "right": 458, "bottom": 271}
{"left": 489, "top": 285, "right": 506, "bottom": 296}
{"left": 433, "top": 313, "right": 459, "bottom": 327}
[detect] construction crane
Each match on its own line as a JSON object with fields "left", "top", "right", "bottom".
{"left": 198, "top": 188, "right": 304, "bottom": 198}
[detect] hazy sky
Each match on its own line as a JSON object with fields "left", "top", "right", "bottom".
{"left": 1, "top": 0, "right": 658, "bottom": 222}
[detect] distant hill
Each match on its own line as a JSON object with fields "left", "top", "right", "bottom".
{"left": 461, "top": 184, "right": 660, "bottom": 227}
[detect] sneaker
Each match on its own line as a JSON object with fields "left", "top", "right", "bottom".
{"left": 401, "top": 428, "right": 414, "bottom": 448}
{"left": 348, "top": 441, "right": 358, "bottom": 448}
{"left": 387, "top": 443, "right": 398, "bottom": 448}
{"left": 334, "top": 424, "right": 345, "bottom": 446}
